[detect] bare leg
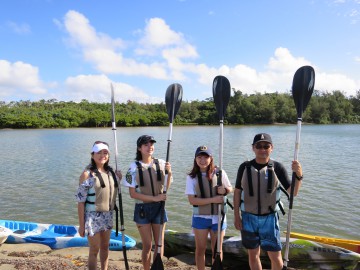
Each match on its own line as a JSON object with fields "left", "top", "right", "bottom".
{"left": 137, "top": 223, "right": 153, "bottom": 270}
{"left": 248, "top": 247, "right": 262, "bottom": 270}
{"left": 267, "top": 250, "right": 283, "bottom": 270}
{"left": 87, "top": 234, "right": 100, "bottom": 270}
{"left": 99, "top": 230, "right": 111, "bottom": 270}
{"left": 194, "top": 228, "right": 210, "bottom": 270}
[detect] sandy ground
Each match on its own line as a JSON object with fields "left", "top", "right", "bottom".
{"left": 0, "top": 242, "right": 302, "bottom": 270}
{"left": 0, "top": 242, "right": 212, "bottom": 270}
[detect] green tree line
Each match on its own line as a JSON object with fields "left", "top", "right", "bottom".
{"left": 1, "top": 90, "right": 359, "bottom": 129}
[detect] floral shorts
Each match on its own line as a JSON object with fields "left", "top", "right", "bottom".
{"left": 85, "top": 211, "right": 113, "bottom": 236}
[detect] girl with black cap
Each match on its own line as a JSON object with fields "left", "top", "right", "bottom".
{"left": 123, "top": 135, "right": 173, "bottom": 270}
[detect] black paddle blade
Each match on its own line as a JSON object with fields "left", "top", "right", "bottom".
{"left": 292, "top": 66, "right": 315, "bottom": 118}
{"left": 211, "top": 254, "right": 223, "bottom": 270}
{"left": 111, "top": 83, "right": 116, "bottom": 123}
{"left": 165, "top": 83, "right": 183, "bottom": 123}
{"left": 150, "top": 253, "right": 164, "bottom": 270}
{"left": 212, "top": 75, "right": 231, "bottom": 120}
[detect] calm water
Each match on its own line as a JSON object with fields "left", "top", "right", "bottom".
{"left": 1, "top": 125, "right": 359, "bottom": 241}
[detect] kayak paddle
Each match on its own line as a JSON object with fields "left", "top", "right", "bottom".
{"left": 283, "top": 66, "right": 315, "bottom": 269}
{"left": 111, "top": 83, "right": 129, "bottom": 270}
{"left": 151, "top": 83, "right": 183, "bottom": 270}
{"left": 211, "top": 75, "right": 231, "bottom": 270}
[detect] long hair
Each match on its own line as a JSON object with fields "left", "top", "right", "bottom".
{"left": 188, "top": 155, "right": 215, "bottom": 180}
{"left": 135, "top": 149, "right": 142, "bottom": 161}
{"left": 87, "top": 141, "right": 110, "bottom": 171}
{"left": 87, "top": 156, "right": 110, "bottom": 172}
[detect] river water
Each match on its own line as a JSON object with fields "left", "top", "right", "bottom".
{"left": 1, "top": 125, "right": 359, "bottom": 241}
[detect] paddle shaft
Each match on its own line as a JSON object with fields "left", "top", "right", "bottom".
{"left": 283, "top": 119, "right": 302, "bottom": 268}
{"left": 154, "top": 122, "right": 172, "bottom": 256}
{"left": 111, "top": 85, "right": 129, "bottom": 270}
{"left": 216, "top": 119, "right": 224, "bottom": 254}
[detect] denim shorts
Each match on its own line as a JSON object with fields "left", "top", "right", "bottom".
{"left": 133, "top": 202, "right": 168, "bottom": 225}
{"left": 192, "top": 216, "right": 227, "bottom": 231}
{"left": 241, "top": 211, "right": 282, "bottom": 251}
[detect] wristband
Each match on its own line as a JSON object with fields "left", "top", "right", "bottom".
{"left": 295, "top": 174, "right": 303, "bottom": 181}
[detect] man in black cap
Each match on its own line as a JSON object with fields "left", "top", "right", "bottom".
{"left": 233, "top": 133, "right": 303, "bottom": 270}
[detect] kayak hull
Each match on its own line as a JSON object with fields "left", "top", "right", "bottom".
{"left": 289, "top": 232, "right": 360, "bottom": 254}
{"left": 164, "top": 230, "right": 360, "bottom": 270}
{"left": 0, "top": 226, "right": 12, "bottom": 244}
{"left": 0, "top": 220, "right": 136, "bottom": 251}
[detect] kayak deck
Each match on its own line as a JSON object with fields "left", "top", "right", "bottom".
{"left": 0, "top": 220, "right": 136, "bottom": 251}
{"left": 289, "top": 232, "right": 360, "bottom": 254}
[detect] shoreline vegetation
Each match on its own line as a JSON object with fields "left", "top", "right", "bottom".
{"left": 1, "top": 90, "right": 359, "bottom": 129}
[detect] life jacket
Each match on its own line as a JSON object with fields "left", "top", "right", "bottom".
{"left": 135, "top": 159, "right": 165, "bottom": 201}
{"left": 193, "top": 171, "right": 228, "bottom": 215}
{"left": 240, "top": 160, "right": 288, "bottom": 216}
{"left": 85, "top": 168, "right": 118, "bottom": 212}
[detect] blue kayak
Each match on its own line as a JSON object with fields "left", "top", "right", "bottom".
{"left": 0, "top": 220, "right": 136, "bottom": 251}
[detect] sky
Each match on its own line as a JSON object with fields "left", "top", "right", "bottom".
{"left": 1, "top": 0, "right": 360, "bottom": 104}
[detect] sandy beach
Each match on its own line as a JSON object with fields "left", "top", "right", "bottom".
{"left": 0, "top": 242, "right": 305, "bottom": 270}
{"left": 0, "top": 242, "right": 213, "bottom": 270}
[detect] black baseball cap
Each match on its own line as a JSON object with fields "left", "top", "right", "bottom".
{"left": 252, "top": 133, "right": 272, "bottom": 145}
{"left": 137, "top": 135, "right": 156, "bottom": 147}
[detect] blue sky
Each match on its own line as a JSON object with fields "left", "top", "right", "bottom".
{"left": 1, "top": 0, "right": 359, "bottom": 103}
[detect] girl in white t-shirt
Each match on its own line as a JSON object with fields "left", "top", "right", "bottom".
{"left": 185, "top": 145, "right": 232, "bottom": 270}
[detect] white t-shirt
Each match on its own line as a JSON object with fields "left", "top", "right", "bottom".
{"left": 185, "top": 169, "right": 232, "bottom": 223}
{"left": 122, "top": 158, "right": 173, "bottom": 188}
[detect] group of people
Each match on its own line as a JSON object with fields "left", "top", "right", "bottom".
{"left": 75, "top": 132, "right": 303, "bottom": 270}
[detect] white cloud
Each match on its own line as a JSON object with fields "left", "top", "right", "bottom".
{"left": 0, "top": 60, "right": 48, "bottom": 100}
{"left": 6, "top": 21, "right": 31, "bottom": 34}
{"left": 191, "top": 47, "right": 360, "bottom": 97}
{"left": 62, "top": 11, "right": 198, "bottom": 81}
{"left": 138, "top": 18, "right": 184, "bottom": 49}
{"left": 64, "top": 74, "right": 161, "bottom": 103}
{"left": 316, "top": 72, "right": 358, "bottom": 94}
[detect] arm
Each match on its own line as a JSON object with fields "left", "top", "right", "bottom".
{"left": 187, "top": 194, "right": 224, "bottom": 206}
{"left": 233, "top": 188, "right": 242, "bottom": 231}
{"left": 164, "top": 161, "right": 172, "bottom": 191}
{"left": 77, "top": 202, "right": 85, "bottom": 237}
{"left": 233, "top": 163, "right": 245, "bottom": 231}
{"left": 77, "top": 170, "right": 89, "bottom": 237}
{"left": 290, "top": 160, "right": 303, "bottom": 196}
{"left": 128, "top": 187, "right": 167, "bottom": 203}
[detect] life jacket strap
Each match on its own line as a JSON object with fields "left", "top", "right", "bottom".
{"left": 148, "top": 167, "right": 156, "bottom": 196}
{"left": 280, "top": 185, "right": 290, "bottom": 200}
{"left": 153, "top": 159, "right": 161, "bottom": 181}
{"left": 267, "top": 162, "right": 273, "bottom": 193}
{"left": 135, "top": 162, "right": 144, "bottom": 186}
{"left": 197, "top": 172, "right": 206, "bottom": 198}
{"left": 94, "top": 169, "right": 106, "bottom": 188}
{"left": 245, "top": 161, "right": 254, "bottom": 196}
{"left": 208, "top": 178, "right": 214, "bottom": 215}
{"left": 108, "top": 167, "right": 119, "bottom": 188}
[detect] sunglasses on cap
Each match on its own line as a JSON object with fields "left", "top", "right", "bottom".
{"left": 255, "top": 143, "right": 271, "bottom": 150}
